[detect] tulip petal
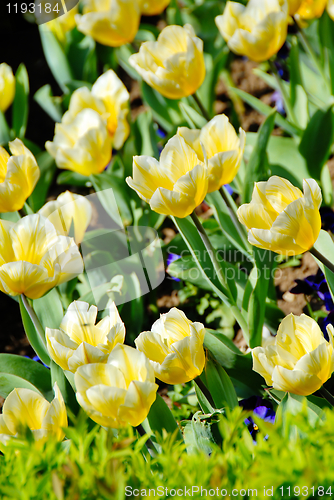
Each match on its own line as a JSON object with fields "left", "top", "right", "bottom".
{"left": 2, "top": 388, "right": 49, "bottom": 435}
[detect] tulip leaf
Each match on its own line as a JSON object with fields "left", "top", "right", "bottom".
{"left": 0, "top": 354, "right": 52, "bottom": 399}
{"left": 205, "top": 358, "right": 238, "bottom": 410}
{"left": 299, "top": 105, "right": 334, "bottom": 180}
{"left": 276, "top": 393, "right": 325, "bottom": 426}
{"left": 0, "top": 110, "right": 11, "bottom": 145}
{"left": 51, "top": 361, "right": 80, "bottom": 414}
{"left": 33, "top": 289, "right": 64, "bottom": 330}
{"left": 28, "top": 152, "right": 56, "bottom": 211}
{"left": 141, "top": 82, "right": 183, "bottom": 133}
{"left": 229, "top": 87, "right": 301, "bottom": 136}
{"left": 195, "top": 383, "right": 215, "bottom": 415}
{"left": 0, "top": 373, "right": 44, "bottom": 399}
{"left": 179, "top": 102, "right": 207, "bottom": 129}
{"left": 57, "top": 170, "right": 90, "bottom": 187}
{"left": 147, "top": 394, "right": 183, "bottom": 441}
{"left": 318, "top": 12, "right": 334, "bottom": 95}
{"left": 313, "top": 229, "right": 334, "bottom": 303}
{"left": 34, "top": 84, "right": 62, "bottom": 122}
{"left": 243, "top": 110, "right": 276, "bottom": 203}
{"left": 19, "top": 296, "right": 51, "bottom": 367}
{"left": 134, "top": 111, "right": 160, "bottom": 158}
{"left": 12, "top": 63, "right": 29, "bottom": 138}
{"left": 39, "top": 27, "right": 74, "bottom": 93}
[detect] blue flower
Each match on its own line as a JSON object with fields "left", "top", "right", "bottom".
{"left": 240, "top": 396, "right": 275, "bottom": 440}
{"left": 166, "top": 253, "right": 181, "bottom": 282}
{"left": 320, "top": 207, "right": 334, "bottom": 233}
{"left": 290, "top": 269, "right": 334, "bottom": 311}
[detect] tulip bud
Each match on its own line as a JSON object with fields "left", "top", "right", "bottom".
{"left": 126, "top": 135, "right": 208, "bottom": 218}
{"left": 46, "top": 301, "right": 125, "bottom": 372}
{"left": 75, "top": 0, "right": 141, "bottom": 47}
{"left": 139, "top": 0, "right": 171, "bottom": 15}
{"left": 215, "top": 0, "right": 289, "bottom": 63}
{"left": 45, "top": 6, "right": 78, "bottom": 43}
{"left": 0, "top": 383, "right": 67, "bottom": 451}
{"left": 252, "top": 314, "right": 334, "bottom": 396}
{"left": 75, "top": 344, "right": 158, "bottom": 428}
{"left": 237, "top": 176, "right": 322, "bottom": 256}
{"left": 0, "top": 139, "right": 40, "bottom": 213}
{"left": 0, "top": 63, "right": 15, "bottom": 113}
{"left": 46, "top": 108, "right": 112, "bottom": 176}
{"left": 178, "top": 115, "right": 246, "bottom": 193}
{"left": 129, "top": 24, "right": 206, "bottom": 100}
{"left": 0, "top": 214, "right": 84, "bottom": 299}
{"left": 39, "top": 191, "right": 92, "bottom": 245}
{"left": 135, "top": 308, "right": 206, "bottom": 385}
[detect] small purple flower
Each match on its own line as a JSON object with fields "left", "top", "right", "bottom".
{"left": 240, "top": 396, "right": 275, "bottom": 440}
{"left": 290, "top": 269, "right": 334, "bottom": 312}
{"left": 166, "top": 253, "right": 181, "bottom": 282}
{"left": 271, "top": 90, "right": 285, "bottom": 116}
{"left": 24, "top": 355, "right": 50, "bottom": 369}
{"left": 320, "top": 207, "right": 334, "bottom": 233}
{"left": 156, "top": 128, "right": 166, "bottom": 139}
{"left": 224, "top": 184, "right": 233, "bottom": 195}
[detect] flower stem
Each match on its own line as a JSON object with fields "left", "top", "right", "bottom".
{"left": 21, "top": 294, "right": 46, "bottom": 346}
{"left": 269, "top": 60, "right": 296, "bottom": 125}
{"left": 293, "top": 17, "right": 331, "bottom": 93}
{"left": 319, "top": 386, "right": 334, "bottom": 407}
{"left": 309, "top": 247, "right": 334, "bottom": 276}
{"left": 193, "top": 92, "right": 211, "bottom": 122}
{"left": 219, "top": 186, "right": 250, "bottom": 248}
{"left": 136, "top": 424, "right": 157, "bottom": 457}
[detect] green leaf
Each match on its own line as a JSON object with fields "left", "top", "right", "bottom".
{"left": 230, "top": 87, "right": 301, "bottom": 136}
{"left": 313, "top": 229, "right": 334, "bottom": 303}
{"left": 205, "top": 358, "right": 238, "bottom": 409}
{"left": 0, "top": 354, "right": 52, "bottom": 399}
{"left": 39, "top": 27, "right": 74, "bottom": 93}
{"left": 299, "top": 105, "right": 334, "bottom": 180}
{"left": 179, "top": 101, "right": 207, "bottom": 129}
{"left": 33, "top": 289, "right": 64, "bottom": 330}
{"left": 183, "top": 415, "right": 215, "bottom": 455}
{"left": 28, "top": 152, "right": 56, "bottom": 211}
{"left": 91, "top": 173, "right": 133, "bottom": 227}
{"left": 34, "top": 84, "right": 62, "bottom": 122}
{"left": 243, "top": 110, "right": 276, "bottom": 203}
{"left": 276, "top": 393, "right": 325, "bottom": 427}
{"left": 141, "top": 82, "right": 183, "bottom": 132}
{"left": 0, "top": 374, "right": 43, "bottom": 399}
{"left": 318, "top": 12, "right": 334, "bottom": 95}
{"left": 134, "top": 111, "right": 160, "bottom": 158}
{"left": 0, "top": 110, "right": 11, "bottom": 145}
{"left": 147, "top": 394, "right": 183, "bottom": 441}
{"left": 12, "top": 64, "right": 29, "bottom": 138}
{"left": 51, "top": 361, "right": 80, "bottom": 414}
{"left": 195, "top": 383, "right": 215, "bottom": 415}
{"left": 19, "top": 296, "right": 51, "bottom": 367}
{"left": 57, "top": 170, "right": 91, "bottom": 187}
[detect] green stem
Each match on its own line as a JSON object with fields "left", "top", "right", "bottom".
{"left": 136, "top": 424, "right": 157, "bottom": 457}
{"left": 319, "top": 386, "right": 334, "bottom": 407}
{"left": 21, "top": 294, "right": 46, "bottom": 347}
{"left": 190, "top": 212, "right": 249, "bottom": 339}
{"left": 293, "top": 17, "right": 331, "bottom": 93}
{"left": 269, "top": 60, "right": 297, "bottom": 125}
{"left": 305, "top": 297, "right": 315, "bottom": 320}
{"left": 219, "top": 186, "right": 250, "bottom": 248}
{"left": 310, "top": 247, "right": 334, "bottom": 276}
{"left": 193, "top": 92, "right": 211, "bottom": 122}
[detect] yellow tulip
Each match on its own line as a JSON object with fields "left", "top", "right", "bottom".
{"left": 38, "top": 191, "right": 92, "bottom": 245}
{"left": 0, "top": 383, "right": 67, "bottom": 450}
{"left": 215, "top": 0, "right": 289, "bottom": 63}
{"left": 252, "top": 314, "right": 334, "bottom": 396}
{"left": 0, "top": 139, "right": 40, "bottom": 213}
{"left": 139, "top": 0, "right": 171, "bottom": 15}
{"left": 126, "top": 135, "right": 208, "bottom": 218}
{"left": 129, "top": 24, "right": 206, "bottom": 100}
{"left": 0, "top": 63, "right": 15, "bottom": 113}
{"left": 62, "top": 70, "right": 130, "bottom": 149}
{"left": 46, "top": 300, "right": 125, "bottom": 372}
{"left": 75, "top": 344, "right": 158, "bottom": 428}
{"left": 287, "top": 0, "right": 303, "bottom": 15}
{"left": 135, "top": 308, "right": 206, "bottom": 385}
{"left": 0, "top": 214, "right": 84, "bottom": 299}
{"left": 237, "top": 176, "right": 322, "bottom": 256}
{"left": 177, "top": 115, "right": 246, "bottom": 193}
{"left": 328, "top": 0, "right": 334, "bottom": 19}
{"left": 45, "top": 6, "right": 78, "bottom": 43}
{"left": 75, "top": 0, "right": 140, "bottom": 47}
{"left": 46, "top": 108, "right": 112, "bottom": 176}
{"left": 295, "top": 0, "right": 327, "bottom": 20}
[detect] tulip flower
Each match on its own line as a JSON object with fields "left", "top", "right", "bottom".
{"left": 129, "top": 24, "right": 206, "bottom": 100}
{"left": 0, "top": 139, "right": 40, "bottom": 213}
{"left": 295, "top": 0, "right": 327, "bottom": 20}
{"left": 0, "top": 63, "right": 15, "bottom": 113}
{"left": 0, "top": 383, "right": 67, "bottom": 450}
{"left": 0, "top": 214, "right": 84, "bottom": 299}
{"left": 39, "top": 191, "right": 92, "bottom": 245}
{"left": 46, "top": 301, "right": 125, "bottom": 373}
{"left": 46, "top": 109, "right": 112, "bottom": 176}
{"left": 252, "top": 314, "right": 334, "bottom": 396}
{"left": 177, "top": 115, "right": 246, "bottom": 193}
{"left": 75, "top": 344, "right": 158, "bottom": 428}
{"left": 75, "top": 0, "right": 140, "bottom": 47}
{"left": 61, "top": 70, "right": 130, "bottom": 150}
{"left": 328, "top": 0, "right": 334, "bottom": 19}
{"left": 139, "top": 0, "right": 171, "bottom": 15}
{"left": 287, "top": 0, "right": 303, "bottom": 15}
{"left": 135, "top": 308, "right": 206, "bottom": 384}
{"left": 126, "top": 135, "right": 208, "bottom": 218}
{"left": 237, "top": 176, "right": 322, "bottom": 256}
{"left": 215, "top": 0, "right": 289, "bottom": 63}
{"left": 45, "top": 6, "right": 78, "bottom": 43}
